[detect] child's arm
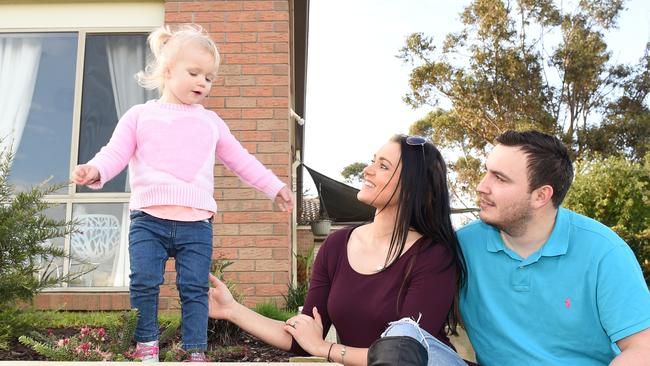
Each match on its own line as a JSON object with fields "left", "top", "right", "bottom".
{"left": 214, "top": 117, "right": 293, "bottom": 207}
{"left": 72, "top": 107, "right": 139, "bottom": 189}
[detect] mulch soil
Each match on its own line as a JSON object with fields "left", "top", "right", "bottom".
{"left": 0, "top": 327, "right": 294, "bottom": 362}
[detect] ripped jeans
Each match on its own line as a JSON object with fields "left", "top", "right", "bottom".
{"left": 380, "top": 317, "right": 467, "bottom": 366}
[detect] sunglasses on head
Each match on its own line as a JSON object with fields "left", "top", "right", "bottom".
{"left": 405, "top": 135, "right": 427, "bottom": 161}
{"left": 405, "top": 135, "right": 426, "bottom": 146}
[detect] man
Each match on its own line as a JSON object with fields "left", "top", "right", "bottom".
{"left": 458, "top": 130, "right": 650, "bottom": 365}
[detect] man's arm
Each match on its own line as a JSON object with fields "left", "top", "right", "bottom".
{"left": 611, "top": 327, "right": 650, "bottom": 366}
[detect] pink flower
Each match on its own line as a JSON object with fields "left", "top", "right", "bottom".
{"left": 80, "top": 326, "right": 91, "bottom": 338}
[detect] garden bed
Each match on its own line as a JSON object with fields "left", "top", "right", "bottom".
{"left": 0, "top": 328, "right": 293, "bottom": 362}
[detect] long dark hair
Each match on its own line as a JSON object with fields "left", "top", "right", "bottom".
{"left": 379, "top": 135, "right": 467, "bottom": 333}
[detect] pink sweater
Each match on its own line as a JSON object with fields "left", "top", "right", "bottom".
{"left": 87, "top": 100, "right": 285, "bottom": 213}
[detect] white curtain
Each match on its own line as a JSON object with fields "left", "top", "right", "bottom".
{"left": 0, "top": 37, "right": 42, "bottom": 157}
{"left": 106, "top": 36, "right": 152, "bottom": 287}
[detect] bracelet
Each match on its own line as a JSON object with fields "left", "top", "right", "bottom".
{"left": 326, "top": 343, "right": 335, "bottom": 362}
{"left": 340, "top": 345, "right": 346, "bottom": 365}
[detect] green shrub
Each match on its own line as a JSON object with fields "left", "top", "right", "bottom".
{"left": 254, "top": 301, "right": 294, "bottom": 321}
{"left": 564, "top": 155, "right": 649, "bottom": 285}
{"left": 18, "top": 309, "right": 181, "bottom": 361}
{"left": 0, "top": 148, "right": 86, "bottom": 308}
{"left": 0, "top": 306, "right": 46, "bottom": 349}
{"left": 283, "top": 282, "right": 308, "bottom": 313}
{"left": 19, "top": 309, "right": 139, "bottom": 361}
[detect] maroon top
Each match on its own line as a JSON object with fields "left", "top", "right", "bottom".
{"left": 290, "top": 226, "right": 458, "bottom": 355}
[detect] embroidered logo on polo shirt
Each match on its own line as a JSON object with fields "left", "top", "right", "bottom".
{"left": 564, "top": 297, "right": 571, "bottom": 309}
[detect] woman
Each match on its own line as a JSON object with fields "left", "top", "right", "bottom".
{"left": 208, "top": 135, "right": 468, "bottom": 365}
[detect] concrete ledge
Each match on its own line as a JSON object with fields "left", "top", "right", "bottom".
{"left": 0, "top": 362, "right": 340, "bottom": 365}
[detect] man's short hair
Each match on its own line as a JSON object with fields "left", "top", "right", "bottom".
{"left": 495, "top": 130, "right": 574, "bottom": 207}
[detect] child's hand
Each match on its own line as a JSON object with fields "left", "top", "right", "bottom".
{"left": 274, "top": 185, "right": 294, "bottom": 212}
{"left": 71, "top": 164, "right": 100, "bottom": 186}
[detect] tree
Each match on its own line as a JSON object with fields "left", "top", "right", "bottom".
{"left": 0, "top": 162, "right": 79, "bottom": 306}
{"left": 341, "top": 162, "right": 367, "bottom": 186}
{"left": 563, "top": 155, "right": 649, "bottom": 285}
{"left": 588, "top": 44, "right": 650, "bottom": 161}
{"left": 0, "top": 146, "right": 83, "bottom": 348}
{"left": 401, "top": 0, "right": 647, "bottom": 202}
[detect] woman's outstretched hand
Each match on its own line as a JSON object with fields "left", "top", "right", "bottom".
{"left": 208, "top": 273, "right": 236, "bottom": 320}
{"left": 284, "top": 306, "right": 330, "bottom": 358}
{"left": 274, "top": 185, "right": 295, "bottom": 212}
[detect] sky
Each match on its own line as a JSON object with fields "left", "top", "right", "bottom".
{"left": 302, "top": 0, "right": 650, "bottom": 194}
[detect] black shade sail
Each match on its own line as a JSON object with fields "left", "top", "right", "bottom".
{"left": 304, "top": 164, "right": 375, "bottom": 223}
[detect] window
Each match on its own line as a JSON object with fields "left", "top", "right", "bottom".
{"left": 0, "top": 30, "right": 155, "bottom": 289}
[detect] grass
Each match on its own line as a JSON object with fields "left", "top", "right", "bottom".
{"left": 254, "top": 301, "right": 295, "bottom": 322}
{"left": 27, "top": 310, "right": 180, "bottom": 328}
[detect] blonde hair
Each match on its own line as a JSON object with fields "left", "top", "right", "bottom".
{"left": 136, "top": 24, "right": 220, "bottom": 94}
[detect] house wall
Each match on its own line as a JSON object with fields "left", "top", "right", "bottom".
{"left": 24, "top": 0, "right": 294, "bottom": 311}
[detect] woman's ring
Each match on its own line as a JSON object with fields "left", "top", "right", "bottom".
{"left": 290, "top": 321, "right": 297, "bottom": 328}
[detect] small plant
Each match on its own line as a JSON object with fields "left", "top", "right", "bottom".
{"left": 283, "top": 282, "right": 308, "bottom": 313}
{"left": 254, "top": 301, "right": 294, "bottom": 321}
{"left": 159, "top": 316, "right": 181, "bottom": 345}
{"left": 18, "top": 309, "right": 180, "bottom": 361}
{"left": 207, "top": 258, "right": 245, "bottom": 346}
{"left": 20, "top": 325, "right": 115, "bottom": 361}
{"left": 296, "top": 245, "right": 316, "bottom": 285}
{"left": 0, "top": 306, "right": 54, "bottom": 350}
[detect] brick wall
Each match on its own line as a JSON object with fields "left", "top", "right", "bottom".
{"left": 35, "top": 293, "right": 132, "bottom": 311}
{"left": 297, "top": 226, "right": 315, "bottom": 256}
{"left": 165, "top": 0, "right": 293, "bottom": 309}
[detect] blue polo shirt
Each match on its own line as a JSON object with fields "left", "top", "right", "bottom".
{"left": 458, "top": 208, "right": 650, "bottom": 366}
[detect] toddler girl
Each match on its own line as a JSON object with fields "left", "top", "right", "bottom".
{"left": 72, "top": 24, "right": 293, "bottom": 362}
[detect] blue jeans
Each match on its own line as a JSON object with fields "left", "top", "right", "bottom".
{"left": 381, "top": 317, "right": 467, "bottom": 366}
{"left": 128, "top": 210, "right": 213, "bottom": 351}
